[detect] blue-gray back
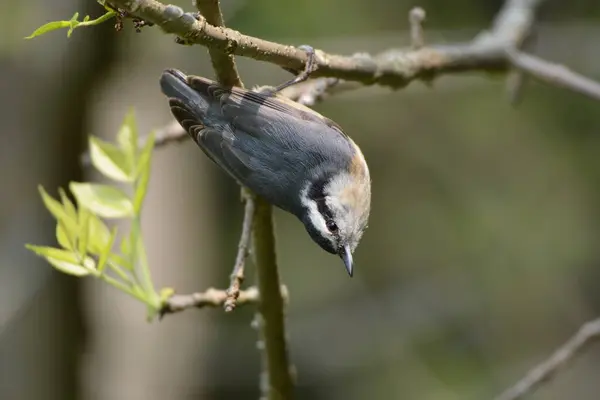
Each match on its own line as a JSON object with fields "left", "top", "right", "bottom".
{"left": 162, "top": 72, "right": 355, "bottom": 217}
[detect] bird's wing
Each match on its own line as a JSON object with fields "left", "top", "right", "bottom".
{"left": 162, "top": 71, "right": 354, "bottom": 209}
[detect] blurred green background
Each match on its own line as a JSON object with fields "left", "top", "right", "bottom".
{"left": 2, "top": 0, "right": 600, "bottom": 399}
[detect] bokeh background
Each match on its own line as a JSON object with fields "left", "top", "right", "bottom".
{"left": 2, "top": 0, "right": 600, "bottom": 399}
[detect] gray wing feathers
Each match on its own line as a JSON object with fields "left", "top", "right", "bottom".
{"left": 161, "top": 70, "right": 354, "bottom": 211}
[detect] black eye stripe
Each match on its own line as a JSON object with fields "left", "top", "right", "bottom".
{"left": 307, "top": 176, "right": 327, "bottom": 201}
{"left": 308, "top": 177, "right": 336, "bottom": 229}
{"left": 316, "top": 198, "right": 333, "bottom": 220}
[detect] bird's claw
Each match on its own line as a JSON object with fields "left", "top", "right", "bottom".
{"left": 271, "top": 45, "right": 318, "bottom": 94}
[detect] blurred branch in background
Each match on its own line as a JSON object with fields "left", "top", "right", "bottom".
{"left": 495, "top": 318, "right": 600, "bottom": 400}
{"left": 507, "top": 48, "right": 600, "bottom": 101}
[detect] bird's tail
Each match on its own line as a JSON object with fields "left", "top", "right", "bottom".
{"left": 159, "top": 69, "right": 213, "bottom": 133}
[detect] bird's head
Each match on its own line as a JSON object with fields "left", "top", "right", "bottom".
{"left": 300, "top": 152, "right": 371, "bottom": 277}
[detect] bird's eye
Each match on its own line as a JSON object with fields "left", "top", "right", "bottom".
{"left": 326, "top": 220, "right": 338, "bottom": 233}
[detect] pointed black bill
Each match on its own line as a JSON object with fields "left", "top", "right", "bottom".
{"left": 339, "top": 245, "right": 353, "bottom": 277}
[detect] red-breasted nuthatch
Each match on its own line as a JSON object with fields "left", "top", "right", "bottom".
{"left": 159, "top": 49, "right": 371, "bottom": 276}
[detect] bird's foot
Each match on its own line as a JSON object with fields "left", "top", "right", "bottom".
{"left": 270, "top": 45, "right": 317, "bottom": 94}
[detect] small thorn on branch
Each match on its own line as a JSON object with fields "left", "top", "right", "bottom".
{"left": 224, "top": 190, "right": 256, "bottom": 312}
{"left": 506, "top": 70, "right": 527, "bottom": 106}
{"left": 505, "top": 29, "right": 536, "bottom": 106}
{"left": 409, "top": 7, "right": 426, "bottom": 50}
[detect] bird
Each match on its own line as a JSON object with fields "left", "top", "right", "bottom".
{"left": 159, "top": 49, "right": 371, "bottom": 276}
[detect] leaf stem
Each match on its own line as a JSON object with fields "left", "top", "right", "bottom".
{"left": 132, "top": 216, "right": 159, "bottom": 307}
{"left": 99, "top": 272, "right": 149, "bottom": 304}
{"left": 107, "top": 260, "right": 133, "bottom": 283}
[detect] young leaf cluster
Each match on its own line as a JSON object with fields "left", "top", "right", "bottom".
{"left": 26, "top": 110, "right": 170, "bottom": 321}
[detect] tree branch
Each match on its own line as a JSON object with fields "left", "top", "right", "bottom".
{"left": 494, "top": 318, "right": 600, "bottom": 400}
{"left": 192, "top": 0, "right": 294, "bottom": 398}
{"left": 506, "top": 48, "right": 600, "bottom": 101}
{"left": 159, "top": 285, "right": 289, "bottom": 316}
{"left": 161, "top": 286, "right": 260, "bottom": 315}
{"left": 193, "top": 0, "right": 242, "bottom": 87}
{"left": 252, "top": 196, "right": 294, "bottom": 399}
{"left": 107, "top": 0, "right": 543, "bottom": 87}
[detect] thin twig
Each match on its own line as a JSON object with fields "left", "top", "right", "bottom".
{"left": 224, "top": 190, "right": 255, "bottom": 312}
{"left": 409, "top": 7, "right": 426, "bottom": 49}
{"left": 159, "top": 285, "right": 289, "bottom": 317}
{"left": 506, "top": 48, "right": 600, "bottom": 102}
{"left": 160, "top": 286, "right": 260, "bottom": 316}
{"left": 494, "top": 318, "right": 600, "bottom": 400}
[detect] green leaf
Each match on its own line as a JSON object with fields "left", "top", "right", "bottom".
{"left": 135, "top": 132, "right": 155, "bottom": 178}
{"left": 38, "top": 185, "right": 78, "bottom": 239}
{"left": 117, "top": 109, "right": 139, "bottom": 170}
{"left": 109, "top": 253, "right": 133, "bottom": 271}
{"left": 77, "top": 206, "right": 91, "bottom": 256}
{"left": 26, "top": 245, "right": 94, "bottom": 276}
{"left": 25, "top": 21, "right": 71, "bottom": 39}
{"left": 70, "top": 182, "right": 133, "bottom": 218}
{"left": 87, "top": 214, "right": 112, "bottom": 254}
{"left": 39, "top": 185, "right": 69, "bottom": 221}
{"left": 89, "top": 136, "right": 133, "bottom": 182}
{"left": 133, "top": 133, "right": 155, "bottom": 213}
{"left": 58, "top": 188, "right": 77, "bottom": 221}
{"left": 97, "top": 227, "right": 118, "bottom": 274}
{"left": 56, "top": 222, "right": 74, "bottom": 250}
{"left": 120, "top": 235, "right": 131, "bottom": 256}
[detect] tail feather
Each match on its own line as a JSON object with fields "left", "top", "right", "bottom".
{"left": 160, "top": 69, "right": 212, "bottom": 125}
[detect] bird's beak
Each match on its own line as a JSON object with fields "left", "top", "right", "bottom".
{"left": 339, "top": 245, "right": 353, "bottom": 277}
